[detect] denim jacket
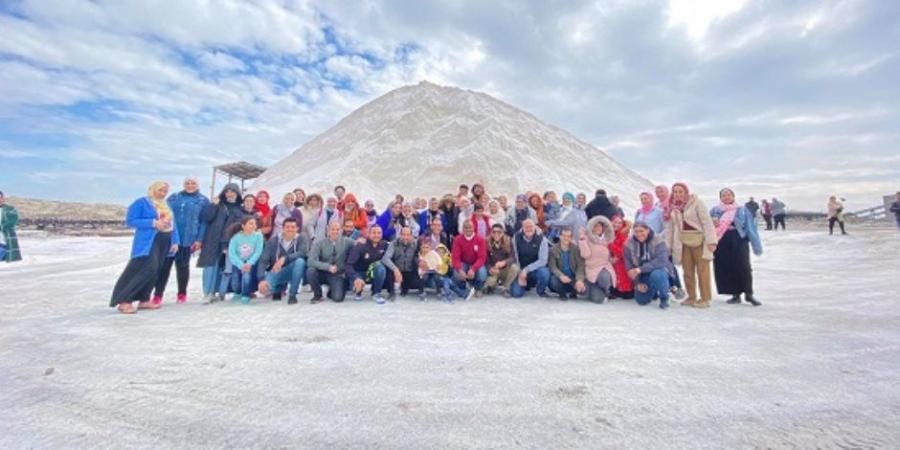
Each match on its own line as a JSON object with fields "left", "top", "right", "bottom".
{"left": 709, "top": 206, "right": 763, "bottom": 256}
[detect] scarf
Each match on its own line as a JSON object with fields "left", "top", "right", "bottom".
{"left": 714, "top": 201, "right": 739, "bottom": 241}
{"left": 640, "top": 191, "right": 655, "bottom": 214}
{"left": 147, "top": 181, "right": 173, "bottom": 231}
{"left": 667, "top": 182, "right": 690, "bottom": 220}
{"left": 528, "top": 194, "right": 545, "bottom": 230}
{"left": 255, "top": 191, "right": 271, "bottom": 218}
{"left": 656, "top": 185, "right": 672, "bottom": 219}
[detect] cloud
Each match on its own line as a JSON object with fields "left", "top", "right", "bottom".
{"left": 0, "top": 0, "right": 897, "bottom": 213}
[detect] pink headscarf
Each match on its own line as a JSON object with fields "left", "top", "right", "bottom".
{"left": 639, "top": 192, "right": 655, "bottom": 214}
{"left": 714, "top": 188, "right": 739, "bottom": 241}
{"left": 667, "top": 182, "right": 690, "bottom": 220}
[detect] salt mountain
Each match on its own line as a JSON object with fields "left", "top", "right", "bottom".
{"left": 253, "top": 81, "right": 652, "bottom": 209}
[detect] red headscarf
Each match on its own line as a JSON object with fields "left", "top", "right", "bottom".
{"left": 342, "top": 193, "right": 369, "bottom": 230}
{"left": 255, "top": 190, "right": 271, "bottom": 218}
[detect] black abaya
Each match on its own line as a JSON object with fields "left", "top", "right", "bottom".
{"left": 110, "top": 232, "right": 171, "bottom": 306}
{"left": 713, "top": 229, "right": 753, "bottom": 296}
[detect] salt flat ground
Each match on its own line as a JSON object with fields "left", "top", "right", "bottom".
{"left": 1, "top": 226, "right": 899, "bottom": 449}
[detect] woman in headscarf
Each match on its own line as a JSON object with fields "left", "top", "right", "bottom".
{"left": 655, "top": 185, "right": 671, "bottom": 215}
{"left": 255, "top": 190, "right": 273, "bottom": 239}
{"left": 710, "top": 188, "right": 763, "bottom": 306}
{"left": 547, "top": 192, "right": 586, "bottom": 242}
{"left": 197, "top": 183, "right": 245, "bottom": 303}
{"left": 488, "top": 199, "right": 507, "bottom": 230}
{"left": 528, "top": 193, "right": 547, "bottom": 233}
{"left": 110, "top": 182, "right": 180, "bottom": 314}
{"left": 364, "top": 199, "right": 379, "bottom": 227}
{"left": 399, "top": 202, "right": 422, "bottom": 237}
{"left": 665, "top": 182, "right": 717, "bottom": 308}
{"left": 0, "top": 190, "right": 22, "bottom": 263}
{"left": 456, "top": 197, "right": 473, "bottom": 235}
{"left": 634, "top": 192, "right": 664, "bottom": 234}
{"left": 301, "top": 194, "right": 329, "bottom": 244}
{"left": 333, "top": 193, "right": 369, "bottom": 231}
{"left": 608, "top": 215, "right": 634, "bottom": 300}
{"left": 270, "top": 192, "right": 304, "bottom": 238}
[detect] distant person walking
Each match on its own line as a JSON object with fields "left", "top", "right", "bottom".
{"left": 0, "top": 190, "right": 22, "bottom": 263}
{"left": 110, "top": 182, "right": 180, "bottom": 314}
{"left": 827, "top": 196, "right": 848, "bottom": 235}
{"left": 771, "top": 198, "right": 787, "bottom": 230}
{"left": 761, "top": 199, "right": 773, "bottom": 230}
{"left": 891, "top": 192, "right": 900, "bottom": 230}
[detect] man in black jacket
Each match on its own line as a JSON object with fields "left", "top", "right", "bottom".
{"left": 584, "top": 189, "right": 617, "bottom": 220}
{"left": 257, "top": 218, "right": 309, "bottom": 304}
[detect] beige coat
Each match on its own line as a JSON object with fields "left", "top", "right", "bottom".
{"left": 665, "top": 194, "right": 717, "bottom": 264}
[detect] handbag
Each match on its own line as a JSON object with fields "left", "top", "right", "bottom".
{"left": 680, "top": 230, "right": 704, "bottom": 248}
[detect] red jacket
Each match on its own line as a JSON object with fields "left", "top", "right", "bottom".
{"left": 608, "top": 223, "right": 633, "bottom": 292}
{"left": 451, "top": 233, "right": 487, "bottom": 271}
{"left": 470, "top": 214, "right": 492, "bottom": 237}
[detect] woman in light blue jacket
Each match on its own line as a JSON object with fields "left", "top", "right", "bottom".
{"left": 710, "top": 188, "right": 763, "bottom": 306}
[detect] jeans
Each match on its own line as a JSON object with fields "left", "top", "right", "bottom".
{"left": 231, "top": 268, "right": 254, "bottom": 297}
{"left": 549, "top": 274, "right": 576, "bottom": 296}
{"left": 155, "top": 246, "right": 191, "bottom": 297}
{"left": 828, "top": 217, "right": 846, "bottom": 234}
{"left": 350, "top": 262, "right": 388, "bottom": 295}
{"left": 307, "top": 268, "right": 347, "bottom": 302}
{"left": 634, "top": 269, "right": 670, "bottom": 305}
{"left": 450, "top": 263, "right": 487, "bottom": 297}
{"left": 587, "top": 270, "right": 613, "bottom": 303}
{"left": 265, "top": 258, "right": 307, "bottom": 297}
{"left": 202, "top": 261, "right": 223, "bottom": 295}
{"left": 510, "top": 266, "right": 551, "bottom": 298}
{"left": 420, "top": 272, "right": 451, "bottom": 295}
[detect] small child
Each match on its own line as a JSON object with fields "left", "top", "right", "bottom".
{"left": 435, "top": 243, "right": 454, "bottom": 303}
{"left": 417, "top": 240, "right": 441, "bottom": 301}
{"left": 227, "top": 216, "right": 264, "bottom": 304}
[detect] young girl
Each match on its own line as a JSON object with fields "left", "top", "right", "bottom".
{"left": 435, "top": 243, "right": 454, "bottom": 303}
{"left": 227, "top": 216, "right": 264, "bottom": 304}
{"left": 417, "top": 240, "right": 441, "bottom": 302}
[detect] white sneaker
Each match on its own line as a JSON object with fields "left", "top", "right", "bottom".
{"left": 465, "top": 287, "right": 476, "bottom": 302}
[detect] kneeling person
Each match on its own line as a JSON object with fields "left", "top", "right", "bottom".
{"left": 306, "top": 221, "right": 355, "bottom": 303}
{"left": 383, "top": 226, "right": 422, "bottom": 298}
{"left": 484, "top": 224, "right": 518, "bottom": 297}
{"left": 510, "top": 219, "right": 551, "bottom": 298}
{"left": 257, "top": 218, "right": 309, "bottom": 304}
{"left": 624, "top": 221, "right": 675, "bottom": 309}
{"left": 347, "top": 225, "right": 391, "bottom": 303}
{"left": 548, "top": 228, "right": 586, "bottom": 300}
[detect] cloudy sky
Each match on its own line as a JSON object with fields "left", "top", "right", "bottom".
{"left": 1, "top": 0, "right": 897, "bottom": 211}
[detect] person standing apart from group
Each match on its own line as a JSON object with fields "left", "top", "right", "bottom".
{"left": 710, "top": 188, "right": 763, "bottom": 306}
{"left": 827, "top": 196, "right": 848, "bottom": 235}
{"left": 0, "top": 190, "right": 22, "bottom": 263}
{"left": 770, "top": 197, "right": 787, "bottom": 230}
{"left": 110, "top": 182, "right": 180, "bottom": 314}
{"left": 891, "top": 191, "right": 900, "bottom": 230}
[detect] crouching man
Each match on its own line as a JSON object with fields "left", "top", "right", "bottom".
{"left": 257, "top": 218, "right": 309, "bottom": 304}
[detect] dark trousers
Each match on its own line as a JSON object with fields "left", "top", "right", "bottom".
{"left": 828, "top": 217, "right": 846, "bottom": 234}
{"left": 306, "top": 268, "right": 347, "bottom": 302}
{"left": 393, "top": 270, "right": 423, "bottom": 294}
{"left": 154, "top": 246, "right": 191, "bottom": 297}
{"left": 773, "top": 214, "right": 786, "bottom": 230}
{"left": 763, "top": 214, "right": 773, "bottom": 230}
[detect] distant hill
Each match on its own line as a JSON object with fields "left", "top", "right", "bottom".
{"left": 7, "top": 197, "right": 126, "bottom": 221}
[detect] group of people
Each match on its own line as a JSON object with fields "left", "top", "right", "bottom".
{"left": 744, "top": 197, "right": 787, "bottom": 231}
{"left": 108, "top": 180, "right": 766, "bottom": 314}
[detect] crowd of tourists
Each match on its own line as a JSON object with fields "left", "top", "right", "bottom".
{"left": 107, "top": 180, "right": 771, "bottom": 314}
